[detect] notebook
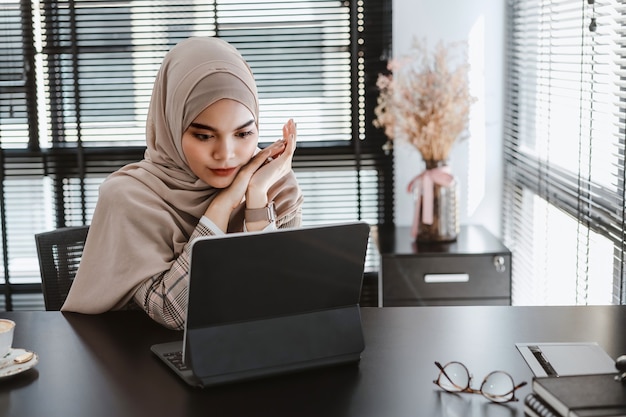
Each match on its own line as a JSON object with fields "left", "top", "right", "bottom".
{"left": 151, "top": 221, "right": 371, "bottom": 387}
{"left": 531, "top": 373, "right": 626, "bottom": 417}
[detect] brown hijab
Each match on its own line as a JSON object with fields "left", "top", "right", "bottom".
{"left": 62, "top": 37, "right": 302, "bottom": 313}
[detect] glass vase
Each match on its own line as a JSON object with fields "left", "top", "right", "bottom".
{"left": 413, "top": 160, "right": 459, "bottom": 243}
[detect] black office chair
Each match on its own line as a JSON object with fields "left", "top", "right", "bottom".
{"left": 35, "top": 225, "right": 89, "bottom": 311}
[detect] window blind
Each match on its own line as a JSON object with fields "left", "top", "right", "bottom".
{"left": 0, "top": 0, "right": 393, "bottom": 310}
{"left": 503, "top": 0, "right": 625, "bottom": 305}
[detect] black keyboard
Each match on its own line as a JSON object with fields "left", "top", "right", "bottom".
{"left": 163, "top": 350, "right": 189, "bottom": 372}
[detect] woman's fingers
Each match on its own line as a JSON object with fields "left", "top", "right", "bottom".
{"left": 262, "top": 140, "right": 287, "bottom": 164}
{"left": 248, "top": 118, "right": 295, "bottom": 175}
{"left": 281, "top": 119, "right": 296, "bottom": 160}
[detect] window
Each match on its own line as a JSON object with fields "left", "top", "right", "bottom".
{"left": 0, "top": 0, "right": 393, "bottom": 310}
{"left": 504, "top": 0, "right": 625, "bottom": 305}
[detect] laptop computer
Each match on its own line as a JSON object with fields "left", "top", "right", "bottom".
{"left": 151, "top": 221, "right": 370, "bottom": 387}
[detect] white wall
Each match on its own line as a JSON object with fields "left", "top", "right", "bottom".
{"left": 392, "top": 0, "right": 506, "bottom": 238}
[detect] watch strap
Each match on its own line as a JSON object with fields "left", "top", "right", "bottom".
{"left": 245, "top": 201, "right": 276, "bottom": 223}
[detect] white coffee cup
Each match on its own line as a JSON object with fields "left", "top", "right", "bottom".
{"left": 0, "top": 319, "right": 15, "bottom": 357}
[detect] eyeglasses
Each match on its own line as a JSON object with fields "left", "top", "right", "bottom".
{"left": 433, "top": 361, "right": 527, "bottom": 403}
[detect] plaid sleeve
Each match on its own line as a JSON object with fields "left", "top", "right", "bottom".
{"left": 133, "top": 220, "right": 216, "bottom": 330}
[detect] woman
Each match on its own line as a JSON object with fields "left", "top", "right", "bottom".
{"left": 61, "top": 37, "right": 303, "bottom": 330}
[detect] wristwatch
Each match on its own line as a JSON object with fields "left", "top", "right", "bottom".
{"left": 245, "top": 201, "right": 276, "bottom": 223}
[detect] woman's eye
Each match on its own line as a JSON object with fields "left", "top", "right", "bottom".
{"left": 237, "top": 130, "right": 254, "bottom": 139}
{"left": 194, "top": 133, "right": 212, "bottom": 141}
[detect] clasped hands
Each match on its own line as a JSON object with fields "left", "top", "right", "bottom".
{"left": 206, "top": 119, "right": 297, "bottom": 231}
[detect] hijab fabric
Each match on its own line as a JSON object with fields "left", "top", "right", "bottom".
{"left": 62, "top": 37, "right": 302, "bottom": 312}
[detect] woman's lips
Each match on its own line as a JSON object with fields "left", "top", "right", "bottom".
{"left": 210, "top": 167, "right": 237, "bottom": 177}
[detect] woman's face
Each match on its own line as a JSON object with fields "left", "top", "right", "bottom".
{"left": 182, "top": 99, "right": 258, "bottom": 188}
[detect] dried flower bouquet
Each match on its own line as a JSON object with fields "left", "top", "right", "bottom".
{"left": 373, "top": 38, "right": 474, "bottom": 162}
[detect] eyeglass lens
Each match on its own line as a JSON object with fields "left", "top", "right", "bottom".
{"left": 481, "top": 371, "right": 516, "bottom": 402}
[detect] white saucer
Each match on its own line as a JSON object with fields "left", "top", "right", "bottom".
{"left": 0, "top": 348, "right": 38, "bottom": 378}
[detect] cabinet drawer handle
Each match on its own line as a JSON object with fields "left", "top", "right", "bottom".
{"left": 493, "top": 255, "right": 506, "bottom": 273}
{"left": 424, "top": 274, "right": 469, "bottom": 283}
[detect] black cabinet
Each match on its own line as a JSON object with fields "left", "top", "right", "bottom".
{"left": 374, "top": 224, "right": 511, "bottom": 306}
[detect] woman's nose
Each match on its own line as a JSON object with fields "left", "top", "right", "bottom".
{"left": 212, "top": 138, "right": 234, "bottom": 160}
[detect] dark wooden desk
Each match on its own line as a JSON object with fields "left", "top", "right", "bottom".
{"left": 0, "top": 306, "right": 624, "bottom": 417}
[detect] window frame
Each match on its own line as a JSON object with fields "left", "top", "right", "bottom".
{"left": 0, "top": 0, "right": 393, "bottom": 310}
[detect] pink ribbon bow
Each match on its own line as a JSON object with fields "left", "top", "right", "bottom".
{"left": 407, "top": 166, "right": 454, "bottom": 239}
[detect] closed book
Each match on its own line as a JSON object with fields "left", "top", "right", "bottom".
{"left": 525, "top": 393, "right": 561, "bottom": 417}
{"left": 532, "top": 373, "right": 626, "bottom": 417}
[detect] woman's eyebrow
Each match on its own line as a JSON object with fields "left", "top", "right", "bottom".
{"left": 189, "top": 119, "right": 255, "bottom": 131}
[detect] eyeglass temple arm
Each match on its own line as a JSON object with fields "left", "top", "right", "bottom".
{"left": 499, "top": 380, "right": 528, "bottom": 397}
{"left": 514, "top": 381, "right": 528, "bottom": 391}
{"left": 434, "top": 361, "right": 456, "bottom": 383}
{"left": 433, "top": 361, "right": 470, "bottom": 391}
